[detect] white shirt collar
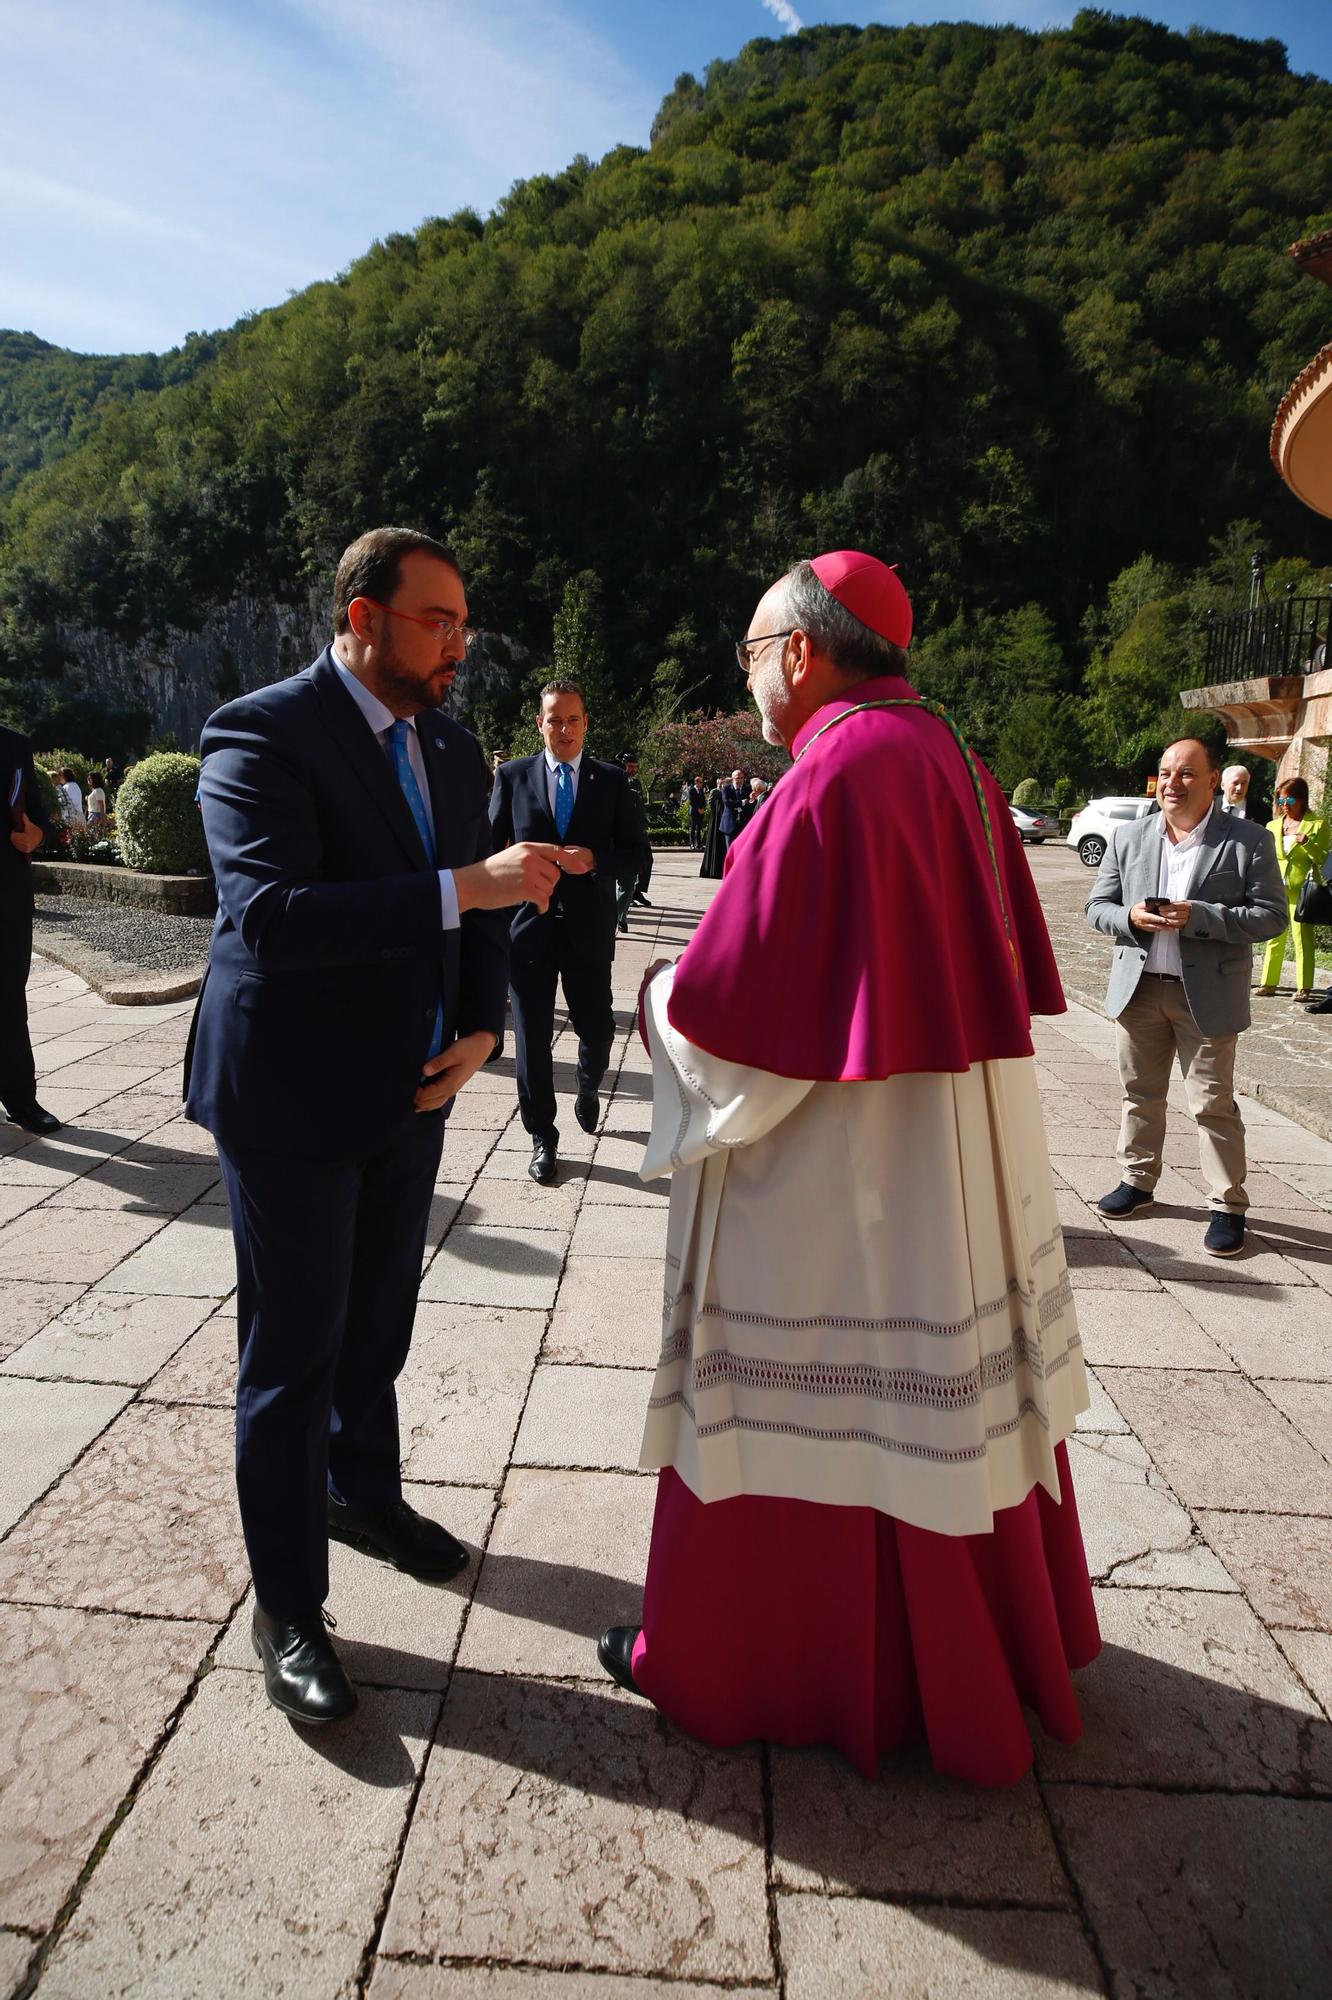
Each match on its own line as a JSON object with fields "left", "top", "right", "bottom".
{"left": 1162, "top": 814, "right": 1207, "bottom": 852}
{"left": 543, "top": 748, "right": 583, "bottom": 778}
{"left": 332, "top": 652, "right": 413, "bottom": 739}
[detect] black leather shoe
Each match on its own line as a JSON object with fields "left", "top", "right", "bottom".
{"left": 632, "top": 891, "right": 652, "bottom": 907}
{"left": 574, "top": 1088, "right": 600, "bottom": 1134}
{"left": 1203, "top": 1212, "right": 1246, "bottom": 1258}
{"left": 597, "top": 1625, "right": 645, "bottom": 1697}
{"left": 1097, "top": 1181, "right": 1155, "bottom": 1218}
{"left": 327, "top": 1494, "right": 469, "bottom": 1581}
{"left": 1307, "top": 993, "right": 1332, "bottom": 1015}
{"left": 252, "top": 1604, "right": 357, "bottom": 1724}
{"left": 617, "top": 918, "right": 629, "bottom": 935}
{"left": 6, "top": 1103, "right": 62, "bottom": 1135}
{"left": 529, "top": 1136, "right": 557, "bottom": 1183}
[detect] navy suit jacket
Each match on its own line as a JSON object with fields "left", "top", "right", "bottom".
{"left": 489, "top": 752, "right": 648, "bottom": 965}
{"left": 719, "top": 782, "right": 744, "bottom": 836}
{"left": 184, "top": 648, "right": 510, "bottom": 1160}
{"left": 0, "top": 726, "right": 51, "bottom": 908}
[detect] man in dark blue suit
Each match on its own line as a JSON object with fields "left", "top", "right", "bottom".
{"left": 490, "top": 681, "right": 649, "bottom": 1183}
{"left": 719, "top": 769, "right": 745, "bottom": 850}
{"left": 186, "top": 528, "right": 574, "bottom": 1724}
{"left": 0, "top": 726, "right": 58, "bottom": 1134}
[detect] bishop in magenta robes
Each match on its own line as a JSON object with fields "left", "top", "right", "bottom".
{"left": 597, "top": 551, "right": 1100, "bottom": 1786}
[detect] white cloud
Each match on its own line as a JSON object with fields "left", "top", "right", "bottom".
{"left": 760, "top": 0, "right": 806, "bottom": 30}
{"left": 0, "top": 0, "right": 657, "bottom": 352}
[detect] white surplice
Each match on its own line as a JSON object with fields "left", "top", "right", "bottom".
{"left": 638, "top": 966, "right": 1089, "bottom": 1537}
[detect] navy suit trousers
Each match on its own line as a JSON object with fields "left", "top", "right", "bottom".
{"left": 216, "top": 1109, "right": 446, "bottom": 1615}
{"left": 510, "top": 926, "right": 615, "bottom": 1142}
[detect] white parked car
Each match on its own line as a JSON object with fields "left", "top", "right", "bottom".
{"left": 1067, "top": 795, "right": 1158, "bottom": 867}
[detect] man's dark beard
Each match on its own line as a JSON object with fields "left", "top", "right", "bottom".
{"left": 374, "top": 631, "right": 449, "bottom": 714}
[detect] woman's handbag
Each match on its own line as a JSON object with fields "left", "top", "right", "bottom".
{"left": 1294, "top": 860, "right": 1332, "bottom": 926}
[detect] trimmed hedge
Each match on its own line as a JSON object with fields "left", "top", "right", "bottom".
{"left": 114, "top": 752, "right": 208, "bottom": 875}
{"left": 1011, "top": 777, "right": 1043, "bottom": 808}
{"left": 30, "top": 762, "right": 62, "bottom": 835}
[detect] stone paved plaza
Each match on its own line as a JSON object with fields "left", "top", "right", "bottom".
{"left": 1, "top": 847, "right": 1331, "bottom": 1999}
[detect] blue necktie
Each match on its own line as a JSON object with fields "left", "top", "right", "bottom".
{"left": 386, "top": 721, "right": 443, "bottom": 1062}
{"left": 554, "top": 760, "right": 574, "bottom": 839}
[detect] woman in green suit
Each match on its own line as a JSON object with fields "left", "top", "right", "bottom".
{"left": 1257, "top": 777, "right": 1330, "bottom": 1001}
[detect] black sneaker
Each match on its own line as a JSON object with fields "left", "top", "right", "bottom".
{"left": 1097, "top": 1182, "right": 1155, "bottom": 1218}
{"left": 1203, "top": 1212, "right": 1246, "bottom": 1258}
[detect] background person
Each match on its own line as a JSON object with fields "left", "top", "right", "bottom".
{"left": 1256, "top": 777, "right": 1330, "bottom": 1003}
{"left": 187, "top": 526, "right": 564, "bottom": 1726}
{"left": 614, "top": 751, "right": 653, "bottom": 934}
{"left": 85, "top": 773, "right": 108, "bottom": 836}
{"left": 686, "top": 774, "right": 707, "bottom": 850}
{"left": 718, "top": 769, "right": 745, "bottom": 851}
{"left": 0, "top": 725, "right": 59, "bottom": 1135}
{"left": 1086, "top": 736, "right": 1285, "bottom": 1258}
{"left": 490, "top": 681, "right": 647, "bottom": 1183}
{"left": 57, "top": 768, "right": 85, "bottom": 834}
{"left": 699, "top": 776, "right": 726, "bottom": 880}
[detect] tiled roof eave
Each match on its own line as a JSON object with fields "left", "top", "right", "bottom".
{"left": 1270, "top": 340, "right": 1332, "bottom": 478}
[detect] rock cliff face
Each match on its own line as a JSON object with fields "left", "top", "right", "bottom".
{"left": 55, "top": 595, "right": 523, "bottom": 746}
{"left": 57, "top": 590, "right": 330, "bottom": 747}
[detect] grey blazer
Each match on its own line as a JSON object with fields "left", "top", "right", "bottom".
{"left": 1085, "top": 802, "right": 1286, "bottom": 1037}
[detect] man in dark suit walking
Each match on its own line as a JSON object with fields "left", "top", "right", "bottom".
{"left": 0, "top": 728, "right": 59, "bottom": 1135}
{"left": 490, "top": 681, "right": 649, "bottom": 1183}
{"left": 186, "top": 527, "right": 574, "bottom": 1725}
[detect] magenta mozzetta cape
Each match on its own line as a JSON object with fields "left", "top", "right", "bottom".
{"left": 665, "top": 676, "right": 1066, "bottom": 1080}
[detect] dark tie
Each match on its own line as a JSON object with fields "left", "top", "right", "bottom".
{"left": 386, "top": 721, "right": 443, "bottom": 1062}
{"left": 554, "top": 760, "right": 574, "bottom": 839}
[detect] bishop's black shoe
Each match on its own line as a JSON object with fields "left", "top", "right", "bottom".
{"left": 327, "top": 1494, "right": 469, "bottom": 1582}
{"left": 529, "top": 1135, "right": 557, "bottom": 1184}
{"left": 597, "top": 1625, "right": 645, "bottom": 1697}
{"left": 6, "top": 1102, "right": 62, "bottom": 1135}
{"left": 252, "top": 1605, "right": 357, "bottom": 1725}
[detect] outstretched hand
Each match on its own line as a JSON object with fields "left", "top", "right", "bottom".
{"left": 454, "top": 841, "right": 590, "bottom": 915}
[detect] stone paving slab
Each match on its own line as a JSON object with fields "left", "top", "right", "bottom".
{"left": 369, "top": 1968, "right": 773, "bottom": 1999}
{"left": 36, "top": 1670, "right": 437, "bottom": 2000}
{"left": 0, "top": 1377, "right": 130, "bottom": 1536}
{"left": 382, "top": 1672, "right": 770, "bottom": 1982}
{"left": 456, "top": 1468, "right": 652, "bottom": 1679}
{"left": 776, "top": 1898, "right": 1103, "bottom": 1998}
{"left": 769, "top": 1746, "right": 1071, "bottom": 1905}
{"left": 2, "top": 852, "right": 1332, "bottom": 1997}
{"left": 1044, "top": 1787, "right": 1332, "bottom": 1999}
{"left": 397, "top": 1304, "right": 545, "bottom": 1487}
{"left": 0, "top": 1290, "right": 215, "bottom": 1385}
{"left": 0, "top": 1602, "right": 210, "bottom": 1931}
{"left": 0, "top": 1400, "right": 246, "bottom": 1617}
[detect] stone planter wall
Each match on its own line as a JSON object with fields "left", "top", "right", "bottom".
{"left": 31, "top": 860, "right": 216, "bottom": 917}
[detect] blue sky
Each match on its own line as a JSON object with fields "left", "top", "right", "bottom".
{"left": 1, "top": 1, "right": 1327, "bottom": 356}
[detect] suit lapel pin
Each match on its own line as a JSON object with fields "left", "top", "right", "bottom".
{"left": 434, "top": 738, "right": 444, "bottom": 750}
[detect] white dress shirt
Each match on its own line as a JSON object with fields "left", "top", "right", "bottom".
{"left": 333, "top": 657, "right": 460, "bottom": 931}
{"left": 1146, "top": 817, "right": 1206, "bottom": 977}
{"left": 543, "top": 747, "right": 583, "bottom": 818}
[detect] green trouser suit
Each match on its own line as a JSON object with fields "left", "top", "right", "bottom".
{"left": 1259, "top": 813, "right": 1331, "bottom": 990}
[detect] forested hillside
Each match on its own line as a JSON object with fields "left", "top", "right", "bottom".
{"left": 1, "top": 10, "right": 1330, "bottom": 779}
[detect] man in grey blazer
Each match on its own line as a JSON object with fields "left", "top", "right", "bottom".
{"left": 1085, "top": 737, "right": 1285, "bottom": 1257}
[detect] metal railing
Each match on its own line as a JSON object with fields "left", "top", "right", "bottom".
{"left": 1202, "top": 592, "right": 1331, "bottom": 685}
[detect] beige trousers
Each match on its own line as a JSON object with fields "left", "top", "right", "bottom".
{"left": 1115, "top": 974, "right": 1246, "bottom": 1212}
